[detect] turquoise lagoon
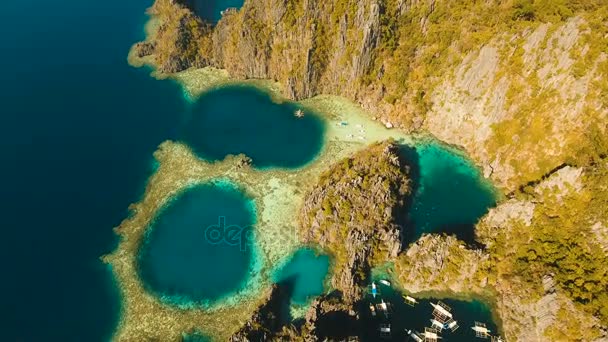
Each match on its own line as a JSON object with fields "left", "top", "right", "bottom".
{"left": 181, "top": 85, "right": 325, "bottom": 169}
{"left": 138, "top": 181, "right": 259, "bottom": 306}
{"left": 273, "top": 248, "right": 331, "bottom": 305}
{"left": 401, "top": 142, "right": 498, "bottom": 244}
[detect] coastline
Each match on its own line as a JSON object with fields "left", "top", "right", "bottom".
{"left": 114, "top": 11, "right": 508, "bottom": 340}
{"left": 104, "top": 88, "right": 421, "bottom": 339}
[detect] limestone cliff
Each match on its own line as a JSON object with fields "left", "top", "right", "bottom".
{"left": 394, "top": 234, "right": 489, "bottom": 294}
{"left": 395, "top": 164, "right": 608, "bottom": 341}
{"left": 131, "top": 0, "right": 607, "bottom": 192}
{"left": 300, "top": 141, "right": 411, "bottom": 303}
{"left": 129, "top": 0, "right": 608, "bottom": 340}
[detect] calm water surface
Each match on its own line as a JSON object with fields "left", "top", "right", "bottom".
{"left": 138, "top": 181, "right": 257, "bottom": 305}
{"left": 193, "top": 0, "right": 245, "bottom": 23}
{"left": 273, "top": 248, "right": 330, "bottom": 304}
{"left": 402, "top": 142, "right": 497, "bottom": 244}
{"left": 181, "top": 85, "right": 325, "bottom": 169}
{"left": 1, "top": 1, "right": 187, "bottom": 340}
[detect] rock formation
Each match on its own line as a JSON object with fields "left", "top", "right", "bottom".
{"left": 129, "top": 0, "right": 608, "bottom": 339}
{"left": 300, "top": 141, "right": 411, "bottom": 303}
{"left": 132, "top": 0, "right": 607, "bottom": 192}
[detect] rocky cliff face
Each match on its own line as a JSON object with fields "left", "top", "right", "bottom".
{"left": 395, "top": 234, "right": 489, "bottom": 294}
{"left": 130, "top": 1, "right": 608, "bottom": 340}
{"left": 132, "top": 0, "right": 607, "bottom": 193}
{"left": 393, "top": 163, "right": 608, "bottom": 341}
{"left": 300, "top": 141, "right": 411, "bottom": 303}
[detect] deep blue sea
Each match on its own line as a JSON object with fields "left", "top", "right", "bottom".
{"left": 0, "top": 1, "right": 187, "bottom": 340}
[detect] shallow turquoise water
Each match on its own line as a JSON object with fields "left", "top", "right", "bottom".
{"left": 138, "top": 181, "right": 257, "bottom": 305}
{"left": 403, "top": 142, "right": 497, "bottom": 243}
{"left": 181, "top": 85, "right": 325, "bottom": 169}
{"left": 193, "top": 0, "right": 245, "bottom": 23}
{"left": 183, "top": 332, "right": 212, "bottom": 342}
{"left": 273, "top": 248, "right": 330, "bottom": 304}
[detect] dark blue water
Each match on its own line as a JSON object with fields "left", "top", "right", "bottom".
{"left": 192, "top": 0, "right": 245, "bottom": 23}
{"left": 357, "top": 281, "right": 498, "bottom": 341}
{"left": 0, "top": 1, "right": 187, "bottom": 340}
{"left": 181, "top": 85, "right": 325, "bottom": 169}
{"left": 272, "top": 248, "right": 330, "bottom": 304}
{"left": 138, "top": 181, "right": 257, "bottom": 305}
{"left": 402, "top": 142, "right": 497, "bottom": 244}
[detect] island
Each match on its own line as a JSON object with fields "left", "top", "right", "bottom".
{"left": 107, "top": 0, "right": 608, "bottom": 341}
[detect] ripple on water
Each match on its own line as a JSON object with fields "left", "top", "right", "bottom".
{"left": 137, "top": 180, "right": 258, "bottom": 307}
{"left": 181, "top": 85, "right": 326, "bottom": 169}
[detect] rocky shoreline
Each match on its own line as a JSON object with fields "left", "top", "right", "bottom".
{"left": 124, "top": 1, "right": 608, "bottom": 340}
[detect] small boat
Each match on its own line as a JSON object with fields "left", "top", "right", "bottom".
{"left": 472, "top": 322, "right": 491, "bottom": 338}
{"left": 430, "top": 301, "right": 453, "bottom": 320}
{"left": 294, "top": 109, "right": 304, "bottom": 118}
{"left": 431, "top": 318, "right": 445, "bottom": 330}
{"left": 379, "top": 279, "right": 391, "bottom": 286}
{"left": 371, "top": 282, "right": 378, "bottom": 298}
{"left": 378, "top": 299, "right": 387, "bottom": 311}
{"left": 379, "top": 324, "right": 391, "bottom": 338}
{"left": 446, "top": 319, "right": 459, "bottom": 332}
{"left": 403, "top": 295, "right": 418, "bottom": 306}
{"left": 407, "top": 330, "right": 423, "bottom": 342}
{"left": 423, "top": 327, "right": 442, "bottom": 341}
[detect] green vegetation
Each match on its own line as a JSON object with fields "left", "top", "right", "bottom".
{"left": 146, "top": 0, "right": 213, "bottom": 73}
{"left": 300, "top": 141, "right": 411, "bottom": 279}
{"left": 479, "top": 162, "right": 608, "bottom": 327}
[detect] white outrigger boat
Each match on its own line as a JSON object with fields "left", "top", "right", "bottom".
{"left": 403, "top": 294, "right": 418, "bottom": 306}
{"left": 407, "top": 329, "right": 423, "bottom": 342}
{"left": 472, "top": 321, "right": 491, "bottom": 338}
{"left": 430, "top": 318, "right": 445, "bottom": 331}
{"left": 379, "top": 279, "right": 391, "bottom": 286}
{"left": 430, "top": 301, "right": 453, "bottom": 321}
